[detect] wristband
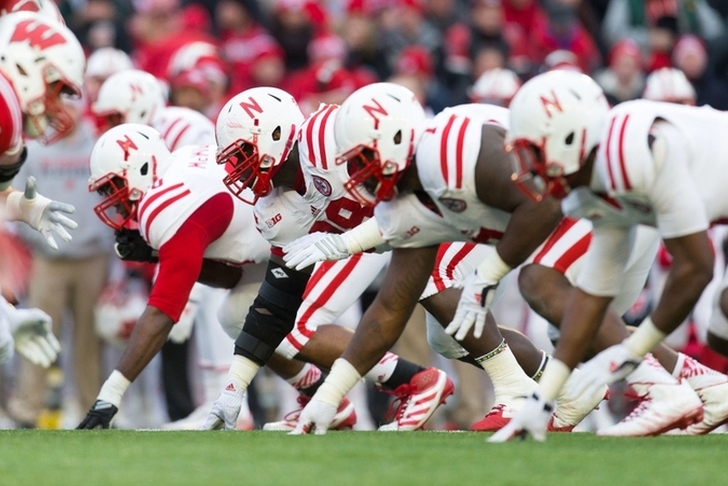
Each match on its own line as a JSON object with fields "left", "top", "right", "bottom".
{"left": 624, "top": 316, "right": 666, "bottom": 357}
{"left": 97, "top": 370, "right": 131, "bottom": 408}
{"left": 342, "top": 218, "right": 385, "bottom": 254}
{"left": 475, "top": 249, "right": 512, "bottom": 284}
{"left": 316, "top": 358, "right": 362, "bottom": 406}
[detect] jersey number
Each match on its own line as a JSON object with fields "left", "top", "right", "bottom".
{"left": 310, "top": 197, "right": 373, "bottom": 234}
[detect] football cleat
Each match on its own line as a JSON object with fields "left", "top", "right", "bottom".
{"left": 378, "top": 367, "right": 455, "bottom": 431}
{"left": 488, "top": 391, "right": 554, "bottom": 442}
{"left": 685, "top": 379, "right": 728, "bottom": 435}
{"left": 549, "top": 370, "right": 609, "bottom": 432}
{"left": 263, "top": 395, "right": 357, "bottom": 431}
{"left": 470, "top": 401, "right": 524, "bottom": 432}
{"left": 597, "top": 381, "right": 703, "bottom": 437}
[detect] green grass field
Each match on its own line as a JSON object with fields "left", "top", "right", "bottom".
{"left": 0, "top": 430, "right": 723, "bottom": 486}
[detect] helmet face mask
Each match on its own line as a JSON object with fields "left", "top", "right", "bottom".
{"left": 215, "top": 87, "right": 304, "bottom": 204}
{"left": 334, "top": 82, "right": 425, "bottom": 208}
{"left": 340, "top": 145, "right": 400, "bottom": 207}
{"left": 0, "top": 13, "right": 86, "bottom": 143}
{"left": 507, "top": 71, "right": 609, "bottom": 201}
{"left": 218, "top": 139, "right": 279, "bottom": 204}
{"left": 91, "top": 173, "right": 136, "bottom": 231}
{"left": 88, "top": 123, "right": 170, "bottom": 231}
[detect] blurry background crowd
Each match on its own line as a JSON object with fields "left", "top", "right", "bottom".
{"left": 3, "top": 0, "right": 728, "bottom": 432}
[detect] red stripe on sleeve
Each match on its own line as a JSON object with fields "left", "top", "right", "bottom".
{"left": 454, "top": 117, "right": 470, "bottom": 189}
{"left": 617, "top": 114, "right": 631, "bottom": 190}
{"left": 604, "top": 116, "right": 618, "bottom": 190}
{"left": 137, "top": 182, "right": 186, "bottom": 221}
{"left": 161, "top": 118, "right": 182, "bottom": 142}
{"left": 305, "top": 106, "right": 326, "bottom": 167}
{"left": 440, "top": 115, "right": 456, "bottom": 185}
{"left": 143, "top": 189, "right": 191, "bottom": 237}
{"left": 317, "top": 105, "right": 336, "bottom": 170}
{"left": 169, "top": 123, "right": 191, "bottom": 152}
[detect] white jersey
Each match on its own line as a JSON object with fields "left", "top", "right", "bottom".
{"left": 561, "top": 100, "right": 728, "bottom": 296}
{"left": 152, "top": 106, "right": 215, "bottom": 152}
{"left": 255, "top": 103, "right": 373, "bottom": 247}
{"left": 137, "top": 144, "right": 269, "bottom": 264}
{"left": 377, "top": 104, "right": 511, "bottom": 248}
{"left": 564, "top": 100, "right": 728, "bottom": 237}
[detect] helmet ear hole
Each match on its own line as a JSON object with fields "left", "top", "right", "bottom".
{"left": 565, "top": 132, "right": 575, "bottom": 145}
{"left": 393, "top": 129, "right": 402, "bottom": 145}
{"left": 272, "top": 126, "right": 281, "bottom": 141}
{"left": 140, "top": 162, "right": 148, "bottom": 176}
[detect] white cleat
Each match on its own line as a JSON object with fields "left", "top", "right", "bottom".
{"left": 550, "top": 370, "right": 608, "bottom": 432}
{"left": 685, "top": 380, "right": 728, "bottom": 435}
{"left": 597, "top": 381, "right": 703, "bottom": 437}
{"left": 263, "top": 395, "right": 356, "bottom": 431}
{"left": 378, "top": 367, "right": 454, "bottom": 431}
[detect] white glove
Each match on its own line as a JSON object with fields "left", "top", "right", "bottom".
{"left": 488, "top": 391, "right": 554, "bottom": 443}
{"left": 566, "top": 343, "right": 642, "bottom": 400}
{"left": 202, "top": 378, "right": 245, "bottom": 430}
{"left": 6, "top": 177, "right": 78, "bottom": 250}
{"left": 7, "top": 306, "right": 60, "bottom": 368}
{"left": 282, "top": 232, "right": 351, "bottom": 271}
{"left": 289, "top": 396, "right": 339, "bottom": 435}
{"left": 445, "top": 270, "right": 498, "bottom": 341}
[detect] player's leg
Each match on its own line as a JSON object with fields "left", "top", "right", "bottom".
{"left": 276, "top": 252, "right": 455, "bottom": 431}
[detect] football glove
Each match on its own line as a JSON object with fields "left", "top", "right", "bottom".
{"left": 282, "top": 232, "right": 351, "bottom": 270}
{"left": 114, "top": 228, "right": 159, "bottom": 263}
{"left": 8, "top": 306, "right": 60, "bottom": 368}
{"left": 5, "top": 177, "right": 77, "bottom": 250}
{"left": 76, "top": 400, "right": 119, "bottom": 429}
{"left": 488, "top": 391, "right": 554, "bottom": 442}
{"left": 290, "top": 396, "right": 339, "bottom": 435}
{"left": 202, "top": 378, "right": 245, "bottom": 430}
{"left": 445, "top": 270, "right": 498, "bottom": 341}
{"left": 566, "top": 343, "right": 642, "bottom": 400}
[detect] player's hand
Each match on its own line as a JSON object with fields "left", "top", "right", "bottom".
{"left": 8, "top": 306, "right": 60, "bottom": 368}
{"left": 488, "top": 392, "right": 554, "bottom": 443}
{"left": 282, "top": 232, "right": 350, "bottom": 271}
{"left": 76, "top": 400, "right": 119, "bottom": 429}
{"left": 289, "top": 396, "right": 339, "bottom": 435}
{"left": 114, "top": 228, "right": 158, "bottom": 263}
{"left": 445, "top": 270, "right": 498, "bottom": 340}
{"left": 7, "top": 177, "right": 78, "bottom": 250}
{"left": 202, "top": 379, "right": 244, "bottom": 430}
{"left": 566, "top": 343, "right": 642, "bottom": 399}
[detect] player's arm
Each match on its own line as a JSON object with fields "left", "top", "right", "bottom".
{"left": 475, "top": 125, "right": 563, "bottom": 267}
{"left": 78, "top": 194, "right": 233, "bottom": 429}
{"left": 342, "top": 245, "right": 438, "bottom": 373}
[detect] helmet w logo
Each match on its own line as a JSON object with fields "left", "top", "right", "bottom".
{"left": 10, "top": 19, "right": 66, "bottom": 50}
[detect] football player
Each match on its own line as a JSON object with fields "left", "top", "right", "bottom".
{"left": 492, "top": 70, "right": 728, "bottom": 441}
{"left": 203, "top": 86, "right": 456, "bottom": 432}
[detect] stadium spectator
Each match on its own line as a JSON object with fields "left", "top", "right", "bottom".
{"left": 594, "top": 38, "right": 645, "bottom": 105}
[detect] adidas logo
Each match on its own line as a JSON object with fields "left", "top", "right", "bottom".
{"left": 225, "top": 382, "right": 237, "bottom": 392}
{"left": 271, "top": 268, "right": 288, "bottom": 279}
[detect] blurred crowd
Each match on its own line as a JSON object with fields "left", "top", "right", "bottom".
{"left": 3, "top": 0, "right": 728, "bottom": 431}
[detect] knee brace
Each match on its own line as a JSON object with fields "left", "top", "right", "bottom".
{"left": 234, "top": 261, "right": 309, "bottom": 365}
{"left": 426, "top": 311, "right": 469, "bottom": 360}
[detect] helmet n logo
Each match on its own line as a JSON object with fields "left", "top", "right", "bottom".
{"left": 239, "top": 97, "right": 264, "bottom": 119}
{"left": 129, "top": 83, "right": 144, "bottom": 101}
{"left": 10, "top": 19, "right": 66, "bottom": 50}
{"left": 116, "top": 135, "right": 138, "bottom": 162}
{"left": 362, "top": 99, "right": 388, "bottom": 129}
{"left": 539, "top": 91, "right": 563, "bottom": 118}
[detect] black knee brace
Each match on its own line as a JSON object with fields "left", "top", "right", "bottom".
{"left": 234, "top": 261, "right": 310, "bottom": 365}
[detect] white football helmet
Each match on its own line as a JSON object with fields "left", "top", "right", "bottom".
{"left": 334, "top": 82, "right": 426, "bottom": 207}
{"left": 88, "top": 123, "right": 172, "bottom": 230}
{"left": 215, "top": 86, "right": 304, "bottom": 203}
{"left": 508, "top": 70, "right": 610, "bottom": 200}
{"left": 0, "top": 12, "right": 85, "bottom": 142}
{"left": 643, "top": 67, "right": 696, "bottom": 105}
{"left": 2, "top": 0, "right": 66, "bottom": 25}
{"left": 85, "top": 47, "right": 134, "bottom": 80}
{"left": 95, "top": 277, "right": 148, "bottom": 349}
{"left": 469, "top": 68, "right": 522, "bottom": 107}
{"left": 93, "top": 69, "right": 167, "bottom": 130}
